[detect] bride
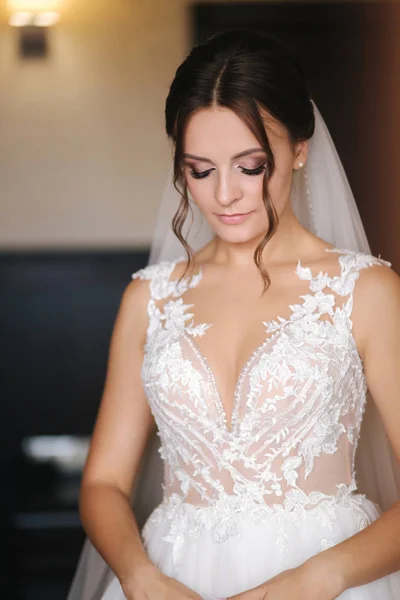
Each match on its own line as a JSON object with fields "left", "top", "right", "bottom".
{"left": 68, "top": 30, "right": 400, "bottom": 600}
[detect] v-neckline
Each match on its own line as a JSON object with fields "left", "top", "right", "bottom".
{"left": 168, "top": 247, "right": 343, "bottom": 435}
{"left": 182, "top": 329, "right": 281, "bottom": 434}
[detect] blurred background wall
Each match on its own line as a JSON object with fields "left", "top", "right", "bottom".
{"left": 0, "top": 0, "right": 399, "bottom": 257}
{"left": 0, "top": 0, "right": 189, "bottom": 248}
{"left": 0, "top": 1, "right": 399, "bottom": 599}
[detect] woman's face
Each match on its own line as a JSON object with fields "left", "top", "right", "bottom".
{"left": 182, "top": 106, "right": 307, "bottom": 244}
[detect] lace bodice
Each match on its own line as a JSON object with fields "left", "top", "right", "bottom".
{"left": 133, "top": 248, "right": 391, "bottom": 522}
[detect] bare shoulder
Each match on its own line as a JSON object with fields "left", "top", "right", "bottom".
{"left": 113, "top": 268, "right": 155, "bottom": 348}
{"left": 352, "top": 251, "right": 398, "bottom": 300}
{"left": 350, "top": 251, "right": 400, "bottom": 356}
{"left": 122, "top": 271, "right": 152, "bottom": 314}
{"left": 352, "top": 254, "right": 400, "bottom": 323}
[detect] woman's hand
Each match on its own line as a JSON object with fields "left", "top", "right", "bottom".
{"left": 120, "top": 563, "right": 203, "bottom": 600}
{"left": 227, "top": 558, "right": 344, "bottom": 600}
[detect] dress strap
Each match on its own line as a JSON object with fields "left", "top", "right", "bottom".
{"left": 131, "top": 259, "right": 186, "bottom": 301}
{"left": 327, "top": 248, "right": 392, "bottom": 297}
{"left": 131, "top": 258, "right": 204, "bottom": 347}
{"left": 322, "top": 249, "right": 391, "bottom": 334}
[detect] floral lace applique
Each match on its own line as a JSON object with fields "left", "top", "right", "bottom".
{"left": 133, "top": 248, "right": 391, "bottom": 570}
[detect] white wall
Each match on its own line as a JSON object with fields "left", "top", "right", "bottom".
{"left": 0, "top": 0, "right": 188, "bottom": 248}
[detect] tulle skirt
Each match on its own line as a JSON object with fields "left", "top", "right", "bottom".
{"left": 100, "top": 493, "right": 400, "bottom": 600}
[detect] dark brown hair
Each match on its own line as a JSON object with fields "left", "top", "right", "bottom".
{"left": 165, "top": 29, "right": 315, "bottom": 292}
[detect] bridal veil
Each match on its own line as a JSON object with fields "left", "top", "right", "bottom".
{"left": 67, "top": 100, "right": 400, "bottom": 600}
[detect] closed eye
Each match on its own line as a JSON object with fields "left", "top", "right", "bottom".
{"left": 189, "top": 168, "right": 214, "bottom": 180}
{"left": 188, "top": 164, "right": 266, "bottom": 180}
{"left": 240, "top": 164, "right": 266, "bottom": 176}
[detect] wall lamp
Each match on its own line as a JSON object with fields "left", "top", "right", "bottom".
{"left": 7, "top": 0, "right": 63, "bottom": 57}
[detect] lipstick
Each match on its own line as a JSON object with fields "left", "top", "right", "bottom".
{"left": 216, "top": 211, "right": 255, "bottom": 224}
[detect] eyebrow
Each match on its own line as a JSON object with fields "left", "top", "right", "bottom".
{"left": 183, "top": 148, "right": 265, "bottom": 164}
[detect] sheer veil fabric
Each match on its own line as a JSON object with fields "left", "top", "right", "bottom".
{"left": 67, "top": 100, "right": 400, "bottom": 600}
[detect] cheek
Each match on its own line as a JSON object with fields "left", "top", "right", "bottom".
{"left": 186, "top": 178, "right": 214, "bottom": 208}
{"left": 243, "top": 174, "right": 265, "bottom": 199}
{"left": 267, "top": 161, "right": 294, "bottom": 209}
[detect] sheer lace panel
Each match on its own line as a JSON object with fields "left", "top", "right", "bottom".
{"left": 132, "top": 248, "right": 391, "bottom": 510}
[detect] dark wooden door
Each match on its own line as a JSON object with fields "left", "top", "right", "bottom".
{"left": 192, "top": 2, "right": 400, "bottom": 268}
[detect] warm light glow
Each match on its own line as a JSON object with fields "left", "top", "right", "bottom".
{"left": 9, "top": 10, "right": 33, "bottom": 26}
{"left": 9, "top": 9, "right": 60, "bottom": 26}
{"left": 34, "top": 11, "right": 60, "bottom": 26}
{"left": 8, "top": 0, "right": 62, "bottom": 27}
{"left": 7, "top": 0, "right": 62, "bottom": 11}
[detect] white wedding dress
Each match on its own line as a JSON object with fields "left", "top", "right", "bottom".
{"left": 100, "top": 247, "right": 400, "bottom": 600}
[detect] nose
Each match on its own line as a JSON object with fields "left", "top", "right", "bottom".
{"left": 214, "top": 170, "right": 242, "bottom": 207}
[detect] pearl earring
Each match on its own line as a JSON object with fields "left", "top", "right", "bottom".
{"left": 298, "top": 161, "right": 304, "bottom": 168}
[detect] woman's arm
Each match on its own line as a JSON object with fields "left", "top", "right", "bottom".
{"left": 79, "top": 278, "right": 203, "bottom": 599}
{"left": 79, "top": 277, "right": 157, "bottom": 583}
{"left": 309, "top": 262, "right": 400, "bottom": 594}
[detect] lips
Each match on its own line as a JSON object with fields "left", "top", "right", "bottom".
{"left": 215, "top": 210, "right": 255, "bottom": 224}
{"left": 217, "top": 212, "right": 250, "bottom": 217}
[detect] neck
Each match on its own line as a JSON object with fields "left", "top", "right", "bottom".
{"left": 201, "top": 208, "right": 310, "bottom": 268}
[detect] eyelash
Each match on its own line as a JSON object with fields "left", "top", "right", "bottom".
{"left": 188, "top": 164, "right": 267, "bottom": 180}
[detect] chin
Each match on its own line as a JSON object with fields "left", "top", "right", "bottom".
{"left": 214, "top": 224, "right": 264, "bottom": 245}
